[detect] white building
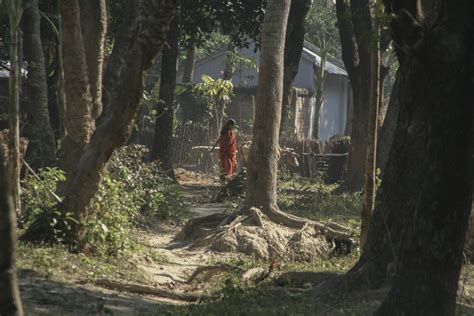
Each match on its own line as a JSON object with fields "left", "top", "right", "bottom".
{"left": 184, "top": 41, "right": 351, "bottom": 140}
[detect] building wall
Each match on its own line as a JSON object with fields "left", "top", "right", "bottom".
{"left": 192, "top": 45, "right": 315, "bottom": 91}
{"left": 189, "top": 45, "right": 351, "bottom": 141}
{"left": 316, "top": 74, "right": 350, "bottom": 141}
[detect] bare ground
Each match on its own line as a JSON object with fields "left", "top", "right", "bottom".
{"left": 19, "top": 168, "right": 474, "bottom": 315}
{"left": 20, "top": 169, "right": 238, "bottom": 315}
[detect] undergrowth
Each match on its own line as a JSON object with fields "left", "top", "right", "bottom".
{"left": 278, "top": 176, "right": 362, "bottom": 229}
{"left": 20, "top": 145, "right": 184, "bottom": 256}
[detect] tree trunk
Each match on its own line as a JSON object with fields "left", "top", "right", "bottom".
{"left": 22, "top": 0, "right": 57, "bottom": 169}
{"left": 58, "top": 0, "right": 180, "bottom": 247}
{"left": 0, "top": 148, "right": 23, "bottom": 316}
{"left": 182, "top": 38, "right": 196, "bottom": 83}
{"left": 374, "top": 1, "right": 473, "bottom": 314}
{"left": 79, "top": 0, "right": 107, "bottom": 121}
{"left": 376, "top": 69, "right": 399, "bottom": 173}
{"left": 280, "top": 0, "right": 312, "bottom": 137}
{"left": 360, "top": 15, "right": 380, "bottom": 249}
{"left": 57, "top": 0, "right": 94, "bottom": 179}
{"left": 150, "top": 16, "right": 180, "bottom": 179}
{"left": 101, "top": 0, "right": 137, "bottom": 118}
{"left": 312, "top": 39, "right": 328, "bottom": 140}
{"left": 211, "top": 45, "right": 236, "bottom": 140}
{"left": 245, "top": 0, "right": 291, "bottom": 214}
{"left": 7, "top": 1, "right": 23, "bottom": 214}
{"left": 334, "top": 0, "right": 372, "bottom": 194}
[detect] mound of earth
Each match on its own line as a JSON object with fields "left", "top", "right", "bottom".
{"left": 172, "top": 208, "right": 334, "bottom": 262}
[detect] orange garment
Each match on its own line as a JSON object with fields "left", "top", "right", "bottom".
{"left": 218, "top": 130, "right": 237, "bottom": 176}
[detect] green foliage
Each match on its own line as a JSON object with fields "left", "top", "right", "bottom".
{"left": 193, "top": 74, "right": 234, "bottom": 103}
{"left": 278, "top": 177, "right": 362, "bottom": 228}
{"left": 305, "top": 2, "right": 341, "bottom": 57}
{"left": 20, "top": 167, "right": 66, "bottom": 230}
{"left": 21, "top": 145, "right": 184, "bottom": 256}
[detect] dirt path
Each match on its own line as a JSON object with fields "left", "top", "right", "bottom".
{"left": 21, "top": 169, "right": 234, "bottom": 315}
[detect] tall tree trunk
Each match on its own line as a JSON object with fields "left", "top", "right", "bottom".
{"left": 245, "top": 0, "right": 291, "bottom": 214}
{"left": 182, "top": 37, "right": 196, "bottom": 83}
{"left": 0, "top": 148, "right": 23, "bottom": 316}
{"left": 59, "top": 0, "right": 179, "bottom": 248}
{"left": 335, "top": 0, "right": 473, "bottom": 304}
{"left": 374, "top": 1, "right": 473, "bottom": 314}
{"left": 280, "top": 0, "right": 312, "bottom": 137}
{"left": 211, "top": 45, "right": 236, "bottom": 140}
{"left": 312, "top": 38, "right": 328, "bottom": 140}
{"left": 101, "top": 0, "right": 137, "bottom": 118}
{"left": 150, "top": 16, "right": 180, "bottom": 179}
{"left": 23, "top": 0, "right": 57, "bottom": 169}
{"left": 79, "top": 0, "right": 107, "bottom": 121}
{"left": 376, "top": 68, "right": 399, "bottom": 173}
{"left": 7, "top": 0, "right": 23, "bottom": 214}
{"left": 360, "top": 13, "right": 380, "bottom": 249}
{"left": 57, "top": 0, "right": 94, "bottom": 179}
{"left": 22, "top": 0, "right": 180, "bottom": 248}
{"left": 334, "top": 0, "right": 372, "bottom": 194}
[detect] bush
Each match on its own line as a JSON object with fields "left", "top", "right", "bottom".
{"left": 21, "top": 145, "right": 184, "bottom": 256}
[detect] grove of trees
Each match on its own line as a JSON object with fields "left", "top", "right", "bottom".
{"left": 0, "top": 0, "right": 472, "bottom": 314}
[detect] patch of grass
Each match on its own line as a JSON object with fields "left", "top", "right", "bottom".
{"left": 278, "top": 177, "right": 362, "bottom": 229}
{"left": 16, "top": 241, "right": 168, "bottom": 284}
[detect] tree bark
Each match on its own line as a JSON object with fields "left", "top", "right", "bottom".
{"left": 374, "top": 1, "right": 474, "bottom": 314}
{"left": 360, "top": 14, "right": 380, "bottom": 249}
{"left": 79, "top": 0, "right": 107, "bottom": 121}
{"left": 376, "top": 68, "right": 399, "bottom": 173}
{"left": 7, "top": 1, "right": 23, "bottom": 214}
{"left": 210, "top": 45, "right": 236, "bottom": 140}
{"left": 280, "top": 0, "right": 312, "bottom": 137}
{"left": 312, "top": 39, "right": 328, "bottom": 140}
{"left": 150, "top": 16, "right": 180, "bottom": 179}
{"left": 182, "top": 37, "right": 196, "bottom": 83}
{"left": 0, "top": 147, "right": 23, "bottom": 315}
{"left": 57, "top": 0, "right": 94, "bottom": 180}
{"left": 334, "top": 0, "right": 372, "bottom": 193}
{"left": 58, "top": 0, "right": 180, "bottom": 247}
{"left": 245, "top": 0, "right": 291, "bottom": 214}
{"left": 22, "top": 0, "right": 57, "bottom": 169}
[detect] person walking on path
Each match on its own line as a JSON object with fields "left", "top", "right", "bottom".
{"left": 211, "top": 119, "right": 237, "bottom": 182}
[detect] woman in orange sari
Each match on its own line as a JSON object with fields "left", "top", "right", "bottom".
{"left": 212, "top": 119, "right": 237, "bottom": 182}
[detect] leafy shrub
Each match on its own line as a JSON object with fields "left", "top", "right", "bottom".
{"left": 21, "top": 145, "right": 184, "bottom": 256}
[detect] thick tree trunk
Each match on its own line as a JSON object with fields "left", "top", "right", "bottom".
{"left": 245, "top": 0, "right": 291, "bottom": 214}
{"left": 280, "top": 0, "right": 312, "bottom": 137}
{"left": 79, "top": 0, "right": 107, "bottom": 121}
{"left": 7, "top": 1, "right": 22, "bottom": 214}
{"left": 58, "top": 0, "right": 180, "bottom": 247}
{"left": 334, "top": 0, "right": 372, "bottom": 194}
{"left": 58, "top": 0, "right": 94, "bottom": 179}
{"left": 374, "top": 1, "right": 474, "bottom": 314}
{"left": 182, "top": 38, "right": 196, "bottom": 83}
{"left": 150, "top": 16, "right": 180, "bottom": 178}
{"left": 101, "top": 0, "right": 137, "bottom": 118}
{"left": 0, "top": 147, "right": 23, "bottom": 315}
{"left": 376, "top": 69, "right": 399, "bottom": 173}
{"left": 22, "top": 0, "right": 57, "bottom": 169}
{"left": 360, "top": 17, "right": 380, "bottom": 249}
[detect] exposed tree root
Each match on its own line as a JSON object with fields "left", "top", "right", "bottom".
{"left": 93, "top": 278, "right": 210, "bottom": 302}
{"left": 186, "top": 264, "right": 245, "bottom": 284}
{"left": 275, "top": 271, "right": 339, "bottom": 288}
{"left": 174, "top": 206, "right": 355, "bottom": 261}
